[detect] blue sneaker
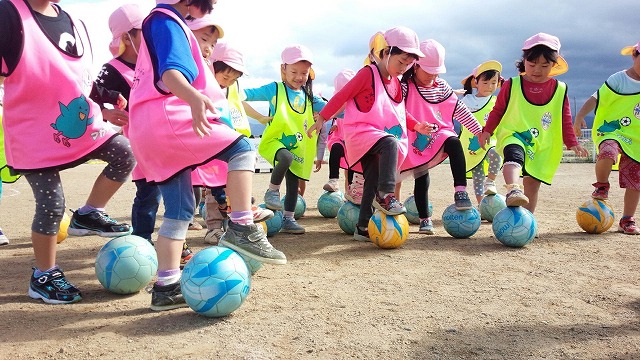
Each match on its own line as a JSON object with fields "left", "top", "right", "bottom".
{"left": 454, "top": 191, "right": 473, "bottom": 210}
{"left": 419, "top": 219, "right": 434, "bottom": 235}
{"left": 28, "top": 267, "right": 82, "bottom": 304}
{"left": 264, "top": 189, "right": 282, "bottom": 210}
{"left": 353, "top": 226, "right": 370, "bottom": 242}
{"left": 282, "top": 217, "right": 305, "bottom": 234}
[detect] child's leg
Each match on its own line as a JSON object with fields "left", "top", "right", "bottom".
{"left": 370, "top": 137, "right": 405, "bottom": 215}
{"left": 502, "top": 144, "right": 529, "bottom": 207}
{"left": 592, "top": 140, "right": 618, "bottom": 200}
{"left": 470, "top": 164, "right": 485, "bottom": 204}
{"left": 617, "top": 154, "right": 640, "bottom": 234}
{"left": 324, "top": 143, "right": 345, "bottom": 192}
{"left": 483, "top": 148, "right": 502, "bottom": 196}
{"left": 264, "top": 149, "right": 294, "bottom": 210}
{"left": 443, "top": 137, "right": 472, "bottom": 210}
{"left": 414, "top": 172, "right": 434, "bottom": 234}
{"left": 204, "top": 187, "right": 225, "bottom": 244}
{"left": 298, "top": 179, "right": 306, "bottom": 196}
{"left": 522, "top": 176, "right": 541, "bottom": 213}
{"left": 282, "top": 171, "right": 305, "bottom": 234}
{"left": 358, "top": 152, "right": 379, "bottom": 230}
{"left": 394, "top": 182, "right": 402, "bottom": 200}
{"left": 131, "top": 181, "right": 161, "bottom": 242}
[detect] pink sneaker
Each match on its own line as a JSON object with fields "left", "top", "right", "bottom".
{"left": 252, "top": 205, "right": 274, "bottom": 222}
{"left": 591, "top": 182, "right": 610, "bottom": 200}
{"left": 619, "top": 217, "right": 640, "bottom": 235}
{"left": 345, "top": 173, "right": 364, "bottom": 205}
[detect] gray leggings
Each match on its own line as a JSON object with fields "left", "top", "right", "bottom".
{"left": 470, "top": 147, "right": 502, "bottom": 197}
{"left": 24, "top": 135, "right": 135, "bottom": 235}
{"left": 270, "top": 149, "right": 300, "bottom": 212}
{"left": 358, "top": 136, "right": 398, "bottom": 228}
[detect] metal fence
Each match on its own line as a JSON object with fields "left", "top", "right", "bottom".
{"left": 562, "top": 129, "right": 596, "bottom": 163}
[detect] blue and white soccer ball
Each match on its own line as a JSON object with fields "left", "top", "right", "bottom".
{"left": 492, "top": 206, "right": 538, "bottom": 247}
{"left": 479, "top": 194, "right": 507, "bottom": 222}
{"left": 258, "top": 205, "right": 284, "bottom": 236}
{"left": 281, "top": 194, "right": 306, "bottom": 219}
{"left": 181, "top": 246, "right": 251, "bottom": 317}
{"left": 337, "top": 201, "right": 360, "bottom": 235}
{"left": 95, "top": 235, "right": 158, "bottom": 294}
{"left": 317, "top": 191, "right": 345, "bottom": 218}
{"left": 404, "top": 195, "right": 433, "bottom": 224}
{"left": 441, "top": 204, "right": 481, "bottom": 239}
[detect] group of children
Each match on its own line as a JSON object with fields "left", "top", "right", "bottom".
{"left": 0, "top": 0, "right": 638, "bottom": 310}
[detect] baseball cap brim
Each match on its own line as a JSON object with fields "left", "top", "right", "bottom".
{"left": 518, "top": 55, "right": 568, "bottom": 77}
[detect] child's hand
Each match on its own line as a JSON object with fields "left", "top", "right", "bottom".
{"left": 307, "top": 113, "right": 326, "bottom": 137}
{"left": 573, "top": 118, "right": 587, "bottom": 138}
{"left": 478, "top": 131, "right": 491, "bottom": 150}
{"left": 257, "top": 115, "right": 273, "bottom": 125}
{"left": 571, "top": 144, "right": 590, "bottom": 158}
{"left": 116, "top": 94, "right": 127, "bottom": 110}
{"left": 313, "top": 159, "right": 324, "bottom": 172}
{"left": 414, "top": 122, "right": 435, "bottom": 134}
{"left": 188, "top": 94, "right": 215, "bottom": 137}
{"left": 101, "top": 108, "right": 129, "bottom": 126}
{"left": 329, "top": 125, "right": 337, "bottom": 135}
{"left": 452, "top": 89, "right": 466, "bottom": 97}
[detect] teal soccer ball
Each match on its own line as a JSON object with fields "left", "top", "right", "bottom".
{"left": 441, "top": 204, "right": 481, "bottom": 239}
{"left": 95, "top": 235, "right": 158, "bottom": 294}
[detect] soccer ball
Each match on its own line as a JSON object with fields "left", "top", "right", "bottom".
{"left": 317, "top": 191, "right": 345, "bottom": 218}
{"left": 479, "top": 194, "right": 507, "bottom": 222}
{"left": 237, "top": 253, "right": 263, "bottom": 275}
{"left": 337, "top": 201, "right": 360, "bottom": 235}
{"left": 95, "top": 235, "right": 158, "bottom": 294}
{"left": 368, "top": 211, "right": 410, "bottom": 249}
{"left": 56, "top": 213, "right": 71, "bottom": 244}
{"left": 280, "top": 194, "right": 306, "bottom": 219}
{"left": 576, "top": 199, "right": 615, "bottom": 234}
{"left": 258, "top": 205, "right": 283, "bottom": 236}
{"left": 442, "top": 204, "right": 481, "bottom": 238}
{"left": 492, "top": 206, "right": 537, "bottom": 247}
{"left": 181, "top": 246, "right": 251, "bottom": 317}
{"left": 403, "top": 195, "right": 433, "bottom": 225}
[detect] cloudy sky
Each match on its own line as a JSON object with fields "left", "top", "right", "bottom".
{"left": 65, "top": 0, "right": 637, "bottom": 116}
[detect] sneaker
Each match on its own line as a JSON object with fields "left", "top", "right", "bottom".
{"left": 28, "top": 267, "right": 82, "bottom": 304}
{"left": 0, "top": 228, "right": 8, "bottom": 246}
{"left": 150, "top": 282, "right": 188, "bottom": 311}
{"left": 204, "top": 228, "right": 225, "bottom": 245}
{"left": 188, "top": 222, "right": 203, "bottom": 230}
{"left": 180, "top": 242, "right": 193, "bottom": 268}
{"left": 591, "top": 182, "right": 610, "bottom": 200}
{"left": 483, "top": 179, "right": 497, "bottom": 195}
{"left": 353, "top": 226, "right": 370, "bottom": 242}
{"left": 68, "top": 210, "right": 131, "bottom": 237}
{"left": 252, "top": 205, "right": 274, "bottom": 222}
{"left": 618, "top": 217, "right": 640, "bottom": 235}
{"left": 282, "top": 217, "right": 305, "bottom": 234}
{"left": 264, "top": 189, "right": 283, "bottom": 210}
{"left": 219, "top": 221, "right": 287, "bottom": 265}
{"left": 323, "top": 178, "right": 339, "bottom": 192}
{"left": 505, "top": 184, "right": 529, "bottom": 207}
{"left": 419, "top": 218, "right": 434, "bottom": 235}
{"left": 373, "top": 193, "right": 407, "bottom": 215}
{"left": 454, "top": 191, "right": 473, "bottom": 210}
{"left": 218, "top": 202, "right": 229, "bottom": 219}
{"left": 345, "top": 174, "right": 364, "bottom": 205}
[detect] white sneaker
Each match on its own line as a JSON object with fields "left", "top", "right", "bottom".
{"left": 323, "top": 178, "right": 339, "bottom": 192}
{"left": 483, "top": 179, "right": 497, "bottom": 195}
{"left": 0, "top": 228, "right": 8, "bottom": 246}
{"left": 345, "top": 173, "right": 364, "bottom": 205}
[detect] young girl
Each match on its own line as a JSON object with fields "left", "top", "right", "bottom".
{"left": 0, "top": 0, "right": 135, "bottom": 304}
{"left": 0, "top": 85, "right": 18, "bottom": 246}
{"left": 243, "top": 44, "right": 326, "bottom": 234}
{"left": 479, "top": 33, "right": 588, "bottom": 214}
{"left": 460, "top": 60, "right": 504, "bottom": 204}
{"left": 573, "top": 41, "right": 640, "bottom": 234}
{"left": 399, "top": 39, "right": 481, "bottom": 234}
{"left": 128, "top": 0, "right": 286, "bottom": 311}
{"left": 308, "top": 27, "right": 431, "bottom": 241}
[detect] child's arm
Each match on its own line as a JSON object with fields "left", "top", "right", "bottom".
{"left": 162, "top": 69, "right": 216, "bottom": 137}
{"left": 454, "top": 100, "right": 482, "bottom": 136}
{"left": 479, "top": 79, "right": 511, "bottom": 148}
{"left": 242, "top": 101, "right": 273, "bottom": 125}
{"left": 573, "top": 96, "right": 597, "bottom": 137}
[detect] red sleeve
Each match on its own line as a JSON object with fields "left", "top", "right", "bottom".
{"left": 319, "top": 67, "right": 373, "bottom": 120}
{"left": 561, "top": 94, "right": 579, "bottom": 148}
{"left": 405, "top": 111, "right": 418, "bottom": 131}
{"left": 484, "top": 79, "right": 511, "bottom": 134}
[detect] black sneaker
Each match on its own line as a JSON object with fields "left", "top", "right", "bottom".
{"left": 353, "top": 226, "right": 370, "bottom": 242}
{"left": 150, "top": 282, "right": 188, "bottom": 311}
{"left": 28, "top": 267, "right": 82, "bottom": 304}
{"left": 68, "top": 210, "right": 132, "bottom": 237}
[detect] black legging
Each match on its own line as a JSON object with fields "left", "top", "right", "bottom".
{"left": 329, "top": 143, "right": 355, "bottom": 183}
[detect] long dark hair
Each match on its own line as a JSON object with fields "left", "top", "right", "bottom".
{"left": 516, "top": 44, "right": 558, "bottom": 73}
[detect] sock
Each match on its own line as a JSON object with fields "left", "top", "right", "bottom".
{"left": 78, "top": 204, "right": 105, "bottom": 215}
{"left": 34, "top": 265, "right": 58, "bottom": 277}
{"left": 268, "top": 184, "right": 280, "bottom": 191}
{"left": 621, "top": 215, "right": 632, "bottom": 222}
{"left": 454, "top": 186, "right": 466, "bottom": 192}
{"left": 420, "top": 217, "right": 431, "bottom": 222}
{"left": 230, "top": 210, "right": 253, "bottom": 226}
{"left": 284, "top": 211, "right": 294, "bottom": 219}
{"left": 156, "top": 269, "right": 181, "bottom": 286}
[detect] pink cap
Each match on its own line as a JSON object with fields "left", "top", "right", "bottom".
{"left": 621, "top": 42, "right": 640, "bottom": 56}
{"left": 156, "top": 0, "right": 180, "bottom": 4}
{"left": 334, "top": 69, "right": 356, "bottom": 94}
{"left": 522, "top": 32, "right": 561, "bottom": 51}
{"left": 210, "top": 41, "right": 247, "bottom": 74}
{"left": 108, "top": 4, "right": 144, "bottom": 57}
{"left": 281, "top": 44, "right": 314, "bottom": 65}
{"left": 186, "top": 14, "right": 224, "bottom": 37}
{"left": 383, "top": 26, "right": 425, "bottom": 58}
{"left": 416, "top": 39, "right": 446, "bottom": 74}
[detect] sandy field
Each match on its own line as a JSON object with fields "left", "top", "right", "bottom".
{"left": 0, "top": 162, "right": 639, "bottom": 360}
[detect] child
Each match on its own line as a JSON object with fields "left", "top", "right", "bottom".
{"left": 308, "top": 26, "right": 432, "bottom": 241}
{"left": 128, "top": 0, "right": 286, "bottom": 311}
{"left": 0, "top": 0, "right": 135, "bottom": 304}
{"left": 0, "top": 84, "right": 18, "bottom": 246}
{"left": 479, "top": 33, "right": 588, "bottom": 214}
{"left": 573, "top": 41, "right": 640, "bottom": 235}
{"left": 202, "top": 40, "right": 273, "bottom": 244}
{"left": 399, "top": 39, "right": 482, "bottom": 234}
{"left": 243, "top": 44, "right": 327, "bottom": 234}
{"left": 460, "top": 60, "right": 504, "bottom": 204}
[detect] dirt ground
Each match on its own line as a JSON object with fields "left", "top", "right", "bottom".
{"left": 0, "top": 162, "right": 639, "bottom": 360}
